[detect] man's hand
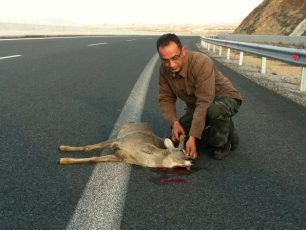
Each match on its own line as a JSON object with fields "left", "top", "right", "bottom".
{"left": 185, "top": 136, "right": 198, "bottom": 159}
{"left": 171, "top": 121, "right": 186, "bottom": 142}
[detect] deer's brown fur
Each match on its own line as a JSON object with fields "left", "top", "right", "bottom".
{"left": 58, "top": 122, "right": 191, "bottom": 168}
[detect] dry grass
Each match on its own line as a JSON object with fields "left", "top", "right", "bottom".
{"left": 227, "top": 49, "right": 302, "bottom": 85}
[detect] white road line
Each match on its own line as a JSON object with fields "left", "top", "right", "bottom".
{"left": 88, "top": 42, "right": 108, "bottom": 47}
{"left": 126, "top": 39, "right": 136, "bottom": 42}
{"left": 66, "top": 53, "right": 159, "bottom": 230}
{"left": 0, "top": 55, "right": 22, "bottom": 60}
{"left": 0, "top": 35, "right": 133, "bottom": 41}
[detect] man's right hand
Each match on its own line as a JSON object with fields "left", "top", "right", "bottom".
{"left": 185, "top": 136, "right": 198, "bottom": 159}
{"left": 171, "top": 121, "right": 186, "bottom": 142}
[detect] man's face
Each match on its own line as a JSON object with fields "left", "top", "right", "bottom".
{"left": 158, "top": 41, "right": 186, "bottom": 73}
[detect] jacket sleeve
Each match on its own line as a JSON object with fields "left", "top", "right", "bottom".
{"left": 189, "top": 56, "right": 215, "bottom": 139}
{"left": 158, "top": 71, "right": 177, "bottom": 126}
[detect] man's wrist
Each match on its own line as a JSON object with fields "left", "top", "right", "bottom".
{"left": 172, "top": 120, "right": 179, "bottom": 126}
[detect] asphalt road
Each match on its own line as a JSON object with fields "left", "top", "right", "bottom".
{"left": 0, "top": 36, "right": 305, "bottom": 229}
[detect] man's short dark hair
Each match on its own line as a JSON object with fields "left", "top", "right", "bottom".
{"left": 156, "top": 33, "right": 182, "bottom": 51}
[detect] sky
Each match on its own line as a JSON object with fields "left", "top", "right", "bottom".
{"left": 0, "top": 0, "right": 264, "bottom": 25}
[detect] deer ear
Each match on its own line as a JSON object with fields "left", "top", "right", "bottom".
{"left": 164, "top": 138, "right": 175, "bottom": 149}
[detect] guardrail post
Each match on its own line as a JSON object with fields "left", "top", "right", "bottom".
{"left": 213, "top": 45, "right": 216, "bottom": 53}
{"left": 261, "top": 57, "right": 267, "bottom": 74}
{"left": 208, "top": 43, "right": 211, "bottom": 51}
{"left": 227, "top": 48, "right": 231, "bottom": 60}
{"left": 239, "top": 52, "right": 244, "bottom": 65}
{"left": 300, "top": 67, "right": 306, "bottom": 91}
{"left": 219, "top": 47, "right": 222, "bottom": 56}
{"left": 201, "top": 40, "right": 205, "bottom": 47}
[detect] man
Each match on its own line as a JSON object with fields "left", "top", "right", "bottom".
{"left": 157, "top": 33, "right": 242, "bottom": 160}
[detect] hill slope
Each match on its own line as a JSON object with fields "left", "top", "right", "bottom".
{"left": 234, "top": 0, "right": 306, "bottom": 35}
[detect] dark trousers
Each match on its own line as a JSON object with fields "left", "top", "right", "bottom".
{"left": 179, "top": 96, "right": 241, "bottom": 148}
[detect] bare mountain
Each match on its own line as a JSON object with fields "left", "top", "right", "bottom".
{"left": 234, "top": 0, "right": 306, "bottom": 35}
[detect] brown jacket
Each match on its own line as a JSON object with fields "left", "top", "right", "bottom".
{"left": 158, "top": 51, "right": 242, "bottom": 139}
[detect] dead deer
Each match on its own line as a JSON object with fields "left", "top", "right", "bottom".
{"left": 58, "top": 122, "right": 192, "bottom": 168}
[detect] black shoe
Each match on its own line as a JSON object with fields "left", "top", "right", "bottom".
{"left": 229, "top": 120, "right": 239, "bottom": 151}
{"left": 213, "top": 140, "right": 232, "bottom": 160}
{"left": 229, "top": 131, "right": 239, "bottom": 151}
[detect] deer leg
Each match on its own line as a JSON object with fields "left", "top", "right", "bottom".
{"left": 59, "top": 154, "right": 122, "bottom": 165}
{"left": 59, "top": 139, "right": 117, "bottom": 153}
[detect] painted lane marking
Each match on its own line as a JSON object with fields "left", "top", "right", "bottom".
{"left": 0, "top": 55, "right": 22, "bottom": 60}
{"left": 66, "top": 53, "right": 159, "bottom": 230}
{"left": 88, "top": 42, "right": 108, "bottom": 47}
{"left": 0, "top": 35, "right": 114, "bottom": 41}
{"left": 126, "top": 39, "right": 136, "bottom": 42}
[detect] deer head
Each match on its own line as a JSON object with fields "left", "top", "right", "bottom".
{"left": 161, "top": 136, "right": 192, "bottom": 168}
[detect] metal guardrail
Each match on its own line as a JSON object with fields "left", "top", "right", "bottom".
{"left": 201, "top": 37, "right": 306, "bottom": 66}
{"left": 215, "top": 34, "right": 306, "bottom": 47}
{"left": 200, "top": 37, "right": 306, "bottom": 91}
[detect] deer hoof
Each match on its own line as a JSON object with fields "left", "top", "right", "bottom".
{"left": 59, "top": 145, "right": 68, "bottom": 152}
{"left": 58, "top": 158, "right": 70, "bottom": 165}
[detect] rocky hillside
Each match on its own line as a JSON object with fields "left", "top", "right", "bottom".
{"left": 234, "top": 0, "right": 306, "bottom": 35}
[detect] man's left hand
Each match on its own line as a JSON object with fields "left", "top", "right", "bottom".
{"left": 185, "top": 136, "right": 198, "bottom": 159}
